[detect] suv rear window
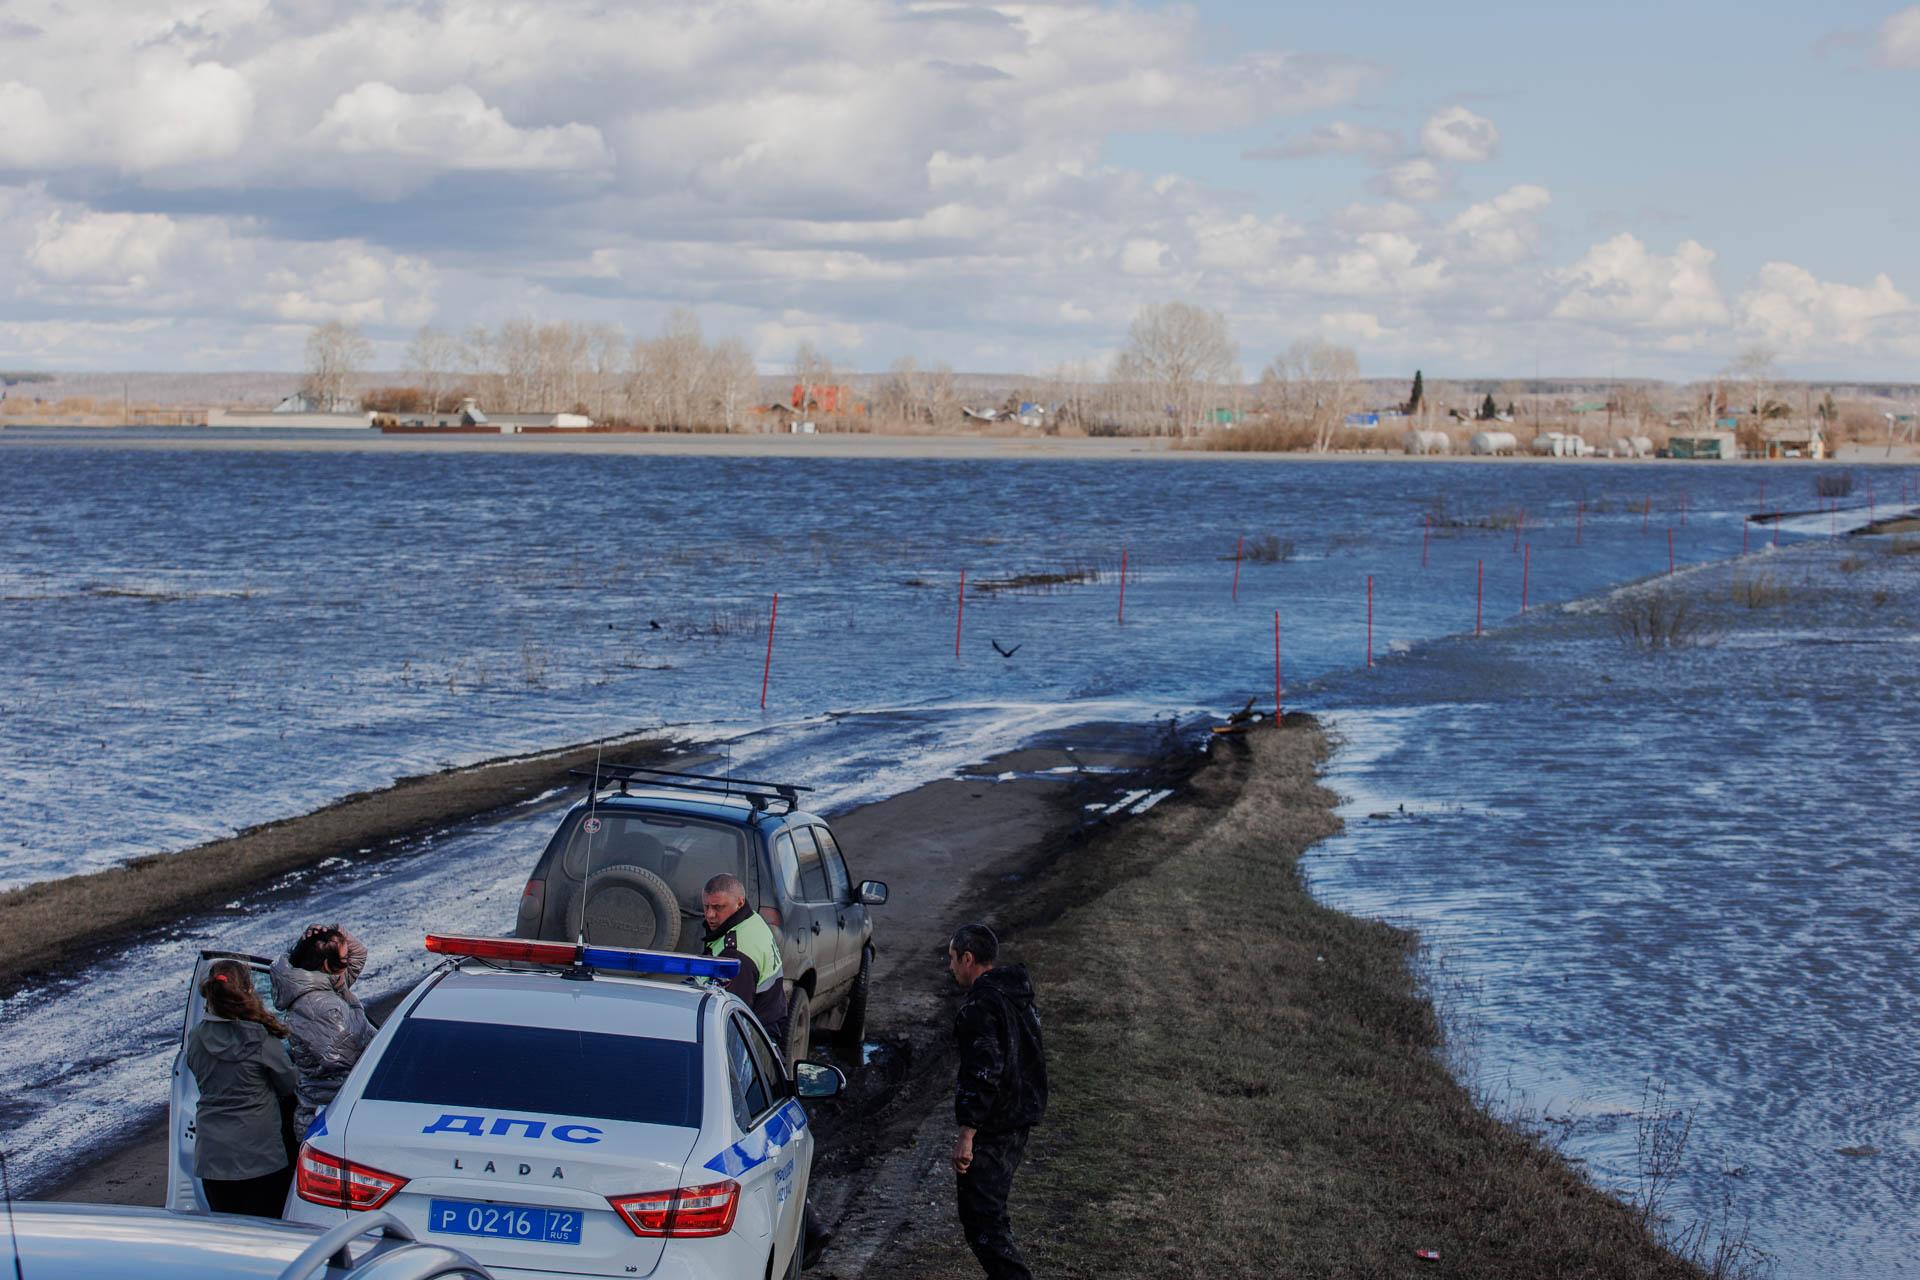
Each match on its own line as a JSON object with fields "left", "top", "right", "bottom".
{"left": 364, "top": 1017, "right": 702, "bottom": 1128}
{"left": 556, "top": 811, "right": 750, "bottom": 911}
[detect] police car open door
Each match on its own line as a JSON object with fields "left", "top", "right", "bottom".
{"left": 166, "top": 949, "right": 276, "bottom": 1213}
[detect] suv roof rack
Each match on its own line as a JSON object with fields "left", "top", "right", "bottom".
{"left": 571, "top": 763, "right": 812, "bottom": 814}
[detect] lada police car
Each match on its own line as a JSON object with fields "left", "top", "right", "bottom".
{"left": 275, "top": 935, "right": 844, "bottom": 1279}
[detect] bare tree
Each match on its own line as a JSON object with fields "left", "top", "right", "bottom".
{"left": 301, "top": 320, "right": 373, "bottom": 411}
{"left": 707, "top": 337, "right": 759, "bottom": 432}
{"left": 1115, "top": 301, "right": 1237, "bottom": 436}
{"left": 405, "top": 325, "right": 459, "bottom": 413}
{"left": 923, "top": 362, "right": 959, "bottom": 429}
{"left": 1260, "top": 339, "right": 1361, "bottom": 451}
{"left": 586, "top": 324, "right": 628, "bottom": 424}
{"left": 878, "top": 356, "right": 924, "bottom": 427}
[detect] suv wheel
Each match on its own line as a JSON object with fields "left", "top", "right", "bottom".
{"left": 786, "top": 987, "right": 812, "bottom": 1063}
{"left": 833, "top": 949, "right": 870, "bottom": 1050}
{"left": 571, "top": 864, "right": 681, "bottom": 951}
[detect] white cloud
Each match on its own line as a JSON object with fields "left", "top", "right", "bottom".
{"left": 1877, "top": 6, "right": 1920, "bottom": 66}
{"left": 1447, "top": 184, "right": 1552, "bottom": 264}
{"left": 1737, "top": 263, "right": 1911, "bottom": 349}
{"left": 1420, "top": 105, "right": 1499, "bottom": 162}
{"left": 0, "top": 83, "right": 65, "bottom": 167}
{"left": 310, "top": 84, "right": 610, "bottom": 172}
{"left": 1381, "top": 157, "right": 1451, "bottom": 202}
{"left": 114, "top": 59, "right": 255, "bottom": 169}
{"left": 1552, "top": 234, "right": 1730, "bottom": 330}
{"left": 1120, "top": 238, "right": 1170, "bottom": 275}
{"left": 1320, "top": 310, "right": 1387, "bottom": 342}
{"left": 28, "top": 211, "right": 182, "bottom": 283}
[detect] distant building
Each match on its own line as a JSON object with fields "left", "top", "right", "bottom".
{"left": 1760, "top": 423, "right": 1826, "bottom": 460}
{"left": 1668, "top": 432, "right": 1739, "bottom": 460}
{"left": 374, "top": 398, "right": 594, "bottom": 433}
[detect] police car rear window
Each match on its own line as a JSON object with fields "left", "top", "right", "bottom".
{"left": 364, "top": 1017, "right": 702, "bottom": 1128}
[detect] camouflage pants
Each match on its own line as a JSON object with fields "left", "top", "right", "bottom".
{"left": 957, "top": 1127, "right": 1032, "bottom": 1280}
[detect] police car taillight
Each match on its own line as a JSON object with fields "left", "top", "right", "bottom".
{"left": 608, "top": 1180, "right": 740, "bottom": 1238}
{"left": 294, "top": 1144, "right": 406, "bottom": 1210}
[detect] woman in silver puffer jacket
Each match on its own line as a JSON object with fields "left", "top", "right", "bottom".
{"left": 269, "top": 924, "right": 377, "bottom": 1136}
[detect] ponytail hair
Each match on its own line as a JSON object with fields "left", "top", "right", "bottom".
{"left": 201, "top": 959, "right": 289, "bottom": 1038}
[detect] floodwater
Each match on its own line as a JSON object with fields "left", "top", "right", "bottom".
{"left": 1, "top": 432, "right": 1916, "bottom": 1274}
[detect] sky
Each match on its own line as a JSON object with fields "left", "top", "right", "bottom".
{"left": 3, "top": 0, "right": 1919, "bottom": 381}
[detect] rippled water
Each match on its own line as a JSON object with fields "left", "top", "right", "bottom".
{"left": 1305, "top": 539, "right": 1920, "bottom": 1278}
{"left": 2, "top": 432, "right": 1916, "bottom": 1274}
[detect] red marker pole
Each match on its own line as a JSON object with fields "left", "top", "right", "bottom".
{"left": 1422, "top": 515, "right": 1431, "bottom": 568}
{"left": 1274, "top": 610, "right": 1283, "bottom": 717}
{"left": 1667, "top": 528, "right": 1675, "bottom": 575}
{"left": 1366, "top": 575, "right": 1374, "bottom": 668}
{"left": 1475, "top": 560, "right": 1484, "bottom": 636}
{"left": 1643, "top": 497, "right": 1651, "bottom": 533}
{"left": 1232, "top": 535, "right": 1243, "bottom": 603}
{"left": 1522, "top": 544, "right": 1530, "bottom": 612}
{"left": 759, "top": 592, "right": 779, "bottom": 709}
{"left": 955, "top": 570, "right": 966, "bottom": 657}
{"left": 1117, "top": 548, "right": 1128, "bottom": 623}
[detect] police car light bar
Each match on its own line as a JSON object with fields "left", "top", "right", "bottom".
{"left": 424, "top": 934, "right": 739, "bottom": 982}
{"left": 581, "top": 946, "right": 737, "bottom": 980}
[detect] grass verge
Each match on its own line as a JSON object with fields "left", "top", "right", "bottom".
{"left": 0, "top": 732, "right": 671, "bottom": 992}
{"left": 880, "top": 716, "right": 1698, "bottom": 1280}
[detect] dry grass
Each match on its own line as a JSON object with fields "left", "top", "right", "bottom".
{"left": 1729, "top": 573, "right": 1791, "bottom": 609}
{"left": 1242, "top": 534, "right": 1295, "bottom": 564}
{"left": 972, "top": 563, "right": 1104, "bottom": 593}
{"left": 0, "top": 734, "right": 671, "bottom": 991}
{"left": 1610, "top": 592, "right": 1718, "bottom": 650}
{"left": 1187, "top": 423, "right": 1388, "bottom": 453}
{"left": 881, "top": 719, "right": 1702, "bottom": 1280}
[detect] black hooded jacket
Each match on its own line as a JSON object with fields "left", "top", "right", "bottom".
{"left": 954, "top": 964, "right": 1048, "bottom": 1134}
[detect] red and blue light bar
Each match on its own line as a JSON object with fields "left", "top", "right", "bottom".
{"left": 424, "top": 933, "right": 739, "bottom": 981}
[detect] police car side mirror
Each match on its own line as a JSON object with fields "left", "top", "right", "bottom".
{"left": 792, "top": 1061, "right": 846, "bottom": 1100}
{"left": 857, "top": 881, "right": 889, "bottom": 906}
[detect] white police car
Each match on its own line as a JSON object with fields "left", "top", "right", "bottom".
{"left": 279, "top": 935, "right": 843, "bottom": 1280}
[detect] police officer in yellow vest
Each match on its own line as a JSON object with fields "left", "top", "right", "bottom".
{"left": 700, "top": 873, "right": 790, "bottom": 1046}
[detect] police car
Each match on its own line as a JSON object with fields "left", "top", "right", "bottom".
{"left": 279, "top": 935, "right": 843, "bottom": 1280}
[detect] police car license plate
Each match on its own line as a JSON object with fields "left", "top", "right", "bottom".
{"left": 428, "top": 1199, "right": 583, "bottom": 1245}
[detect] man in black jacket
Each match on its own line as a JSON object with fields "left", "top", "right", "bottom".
{"left": 948, "top": 922, "right": 1048, "bottom": 1280}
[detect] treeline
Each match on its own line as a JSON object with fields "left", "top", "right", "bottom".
{"left": 306, "top": 303, "right": 1377, "bottom": 437}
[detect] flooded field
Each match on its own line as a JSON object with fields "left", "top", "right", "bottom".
{"left": 2, "top": 432, "right": 1915, "bottom": 1276}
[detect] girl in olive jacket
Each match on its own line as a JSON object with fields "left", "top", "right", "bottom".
{"left": 186, "top": 959, "right": 298, "bottom": 1217}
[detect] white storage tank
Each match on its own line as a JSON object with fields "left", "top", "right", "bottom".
{"left": 1403, "top": 430, "right": 1451, "bottom": 455}
{"left": 1531, "top": 432, "right": 1565, "bottom": 456}
{"left": 1471, "top": 431, "right": 1518, "bottom": 456}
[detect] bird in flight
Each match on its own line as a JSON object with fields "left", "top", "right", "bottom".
{"left": 991, "top": 640, "right": 1021, "bottom": 659}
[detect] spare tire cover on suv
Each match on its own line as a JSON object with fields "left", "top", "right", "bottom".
{"left": 568, "top": 863, "right": 682, "bottom": 951}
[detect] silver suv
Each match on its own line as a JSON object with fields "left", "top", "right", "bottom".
{"left": 514, "top": 765, "right": 887, "bottom": 1061}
